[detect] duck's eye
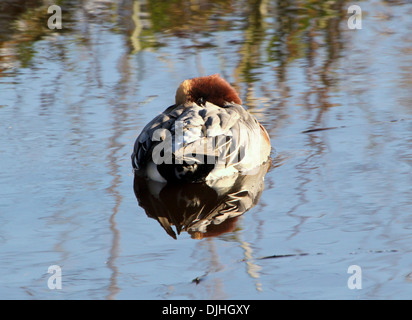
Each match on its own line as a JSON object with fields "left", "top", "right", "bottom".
{"left": 197, "top": 97, "right": 205, "bottom": 106}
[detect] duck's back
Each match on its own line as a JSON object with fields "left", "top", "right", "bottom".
{"left": 132, "top": 101, "right": 270, "bottom": 183}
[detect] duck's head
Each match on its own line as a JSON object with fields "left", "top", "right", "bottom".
{"left": 175, "top": 74, "right": 242, "bottom": 107}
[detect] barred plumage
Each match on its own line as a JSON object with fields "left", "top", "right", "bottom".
{"left": 132, "top": 75, "right": 271, "bottom": 183}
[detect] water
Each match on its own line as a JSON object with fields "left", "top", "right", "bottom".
{"left": 0, "top": 0, "right": 411, "bottom": 300}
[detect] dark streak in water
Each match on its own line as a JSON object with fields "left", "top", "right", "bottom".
{"left": 301, "top": 119, "right": 409, "bottom": 134}
{"left": 246, "top": 249, "right": 399, "bottom": 261}
{"left": 301, "top": 126, "right": 342, "bottom": 133}
{"left": 259, "top": 252, "right": 316, "bottom": 260}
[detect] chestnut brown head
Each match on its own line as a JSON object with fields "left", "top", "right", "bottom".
{"left": 175, "top": 74, "right": 242, "bottom": 107}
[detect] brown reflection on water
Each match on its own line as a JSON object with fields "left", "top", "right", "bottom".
{"left": 133, "top": 162, "right": 270, "bottom": 239}
{"left": 261, "top": 1, "right": 348, "bottom": 133}
{"left": 105, "top": 44, "right": 138, "bottom": 299}
{"left": 1, "top": 0, "right": 349, "bottom": 77}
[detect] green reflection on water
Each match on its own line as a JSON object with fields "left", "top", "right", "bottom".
{"left": 0, "top": 0, "right": 350, "bottom": 72}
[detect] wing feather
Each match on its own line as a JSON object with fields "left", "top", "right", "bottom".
{"left": 132, "top": 101, "right": 267, "bottom": 173}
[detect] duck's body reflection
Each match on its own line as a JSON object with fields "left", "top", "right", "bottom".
{"left": 133, "top": 161, "right": 270, "bottom": 239}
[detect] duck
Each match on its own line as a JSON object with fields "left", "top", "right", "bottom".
{"left": 132, "top": 74, "right": 271, "bottom": 183}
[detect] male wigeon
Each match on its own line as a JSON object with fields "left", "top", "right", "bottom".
{"left": 132, "top": 74, "right": 271, "bottom": 183}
